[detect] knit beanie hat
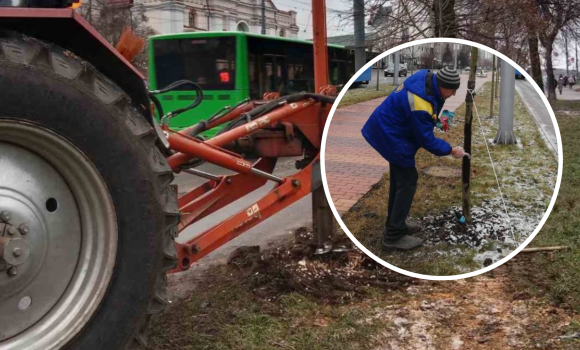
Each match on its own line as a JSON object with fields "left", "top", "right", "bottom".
{"left": 436, "top": 67, "right": 461, "bottom": 90}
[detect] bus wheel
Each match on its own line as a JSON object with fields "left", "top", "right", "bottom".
{"left": 0, "top": 32, "right": 178, "bottom": 350}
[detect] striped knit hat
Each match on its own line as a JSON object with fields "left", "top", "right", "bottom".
{"left": 436, "top": 67, "right": 461, "bottom": 90}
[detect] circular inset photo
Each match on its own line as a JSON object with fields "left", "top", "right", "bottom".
{"left": 322, "top": 39, "right": 562, "bottom": 280}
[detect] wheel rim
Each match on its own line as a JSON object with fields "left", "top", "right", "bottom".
{"left": 0, "top": 120, "right": 117, "bottom": 350}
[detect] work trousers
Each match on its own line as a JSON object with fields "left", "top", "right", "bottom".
{"left": 385, "top": 164, "right": 418, "bottom": 239}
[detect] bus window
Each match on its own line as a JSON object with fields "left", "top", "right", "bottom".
{"left": 246, "top": 36, "right": 353, "bottom": 97}
{"left": 153, "top": 37, "right": 236, "bottom": 90}
{"left": 248, "top": 37, "right": 314, "bottom": 98}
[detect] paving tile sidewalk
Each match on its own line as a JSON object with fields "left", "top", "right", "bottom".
{"left": 326, "top": 74, "right": 490, "bottom": 215}
{"left": 325, "top": 98, "right": 389, "bottom": 214}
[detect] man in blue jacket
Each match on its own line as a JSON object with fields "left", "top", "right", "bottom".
{"left": 361, "top": 67, "right": 469, "bottom": 251}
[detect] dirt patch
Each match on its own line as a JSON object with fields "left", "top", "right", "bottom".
{"left": 367, "top": 261, "right": 580, "bottom": 350}
{"left": 229, "top": 227, "right": 413, "bottom": 304}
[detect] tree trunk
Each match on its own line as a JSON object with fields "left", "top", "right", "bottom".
{"left": 527, "top": 32, "right": 544, "bottom": 92}
{"left": 565, "top": 34, "right": 569, "bottom": 76}
{"left": 462, "top": 46, "right": 479, "bottom": 223}
{"left": 543, "top": 40, "right": 557, "bottom": 100}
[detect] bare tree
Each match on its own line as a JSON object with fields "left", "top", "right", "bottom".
{"left": 77, "top": 0, "right": 155, "bottom": 71}
{"left": 432, "top": 0, "right": 457, "bottom": 37}
{"left": 340, "top": 0, "right": 580, "bottom": 100}
{"left": 531, "top": 0, "right": 580, "bottom": 100}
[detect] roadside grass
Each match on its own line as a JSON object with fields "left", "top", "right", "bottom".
{"left": 513, "top": 101, "right": 580, "bottom": 312}
{"left": 338, "top": 84, "right": 396, "bottom": 108}
{"left": 147, "top": 257, "right": 580, "bottom": 350}
{"left": 343, "top": 82, "right": 557, "bottom": 275}
{"left": 549, "top": 99, "right": 580, "bottom": 113}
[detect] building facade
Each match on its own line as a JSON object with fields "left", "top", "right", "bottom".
{"left": 134, "top": 0, "right": 298, "bottom": 38}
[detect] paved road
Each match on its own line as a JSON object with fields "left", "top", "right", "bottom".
{"left": 515, "top": 79, "right": 559, "bottom": 158}
{"left": 364, "top": 68, "right": 410, "bottom": 88}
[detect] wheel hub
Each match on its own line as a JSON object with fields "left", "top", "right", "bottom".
{"left": 0, "top": 120, "right": 117, "bottom": 350}
{"left": 0, "top": 142, "right": 82, "bottom": 341}
{"left": 0, "top": 229, "right": 31, "bottom": 267}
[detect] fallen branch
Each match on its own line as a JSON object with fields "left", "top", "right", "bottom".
{"left": 521, "top": 246, "right": 568, "bottom": 253}
{"left": 559, "top": 332, "right": 580, "bottom": 340}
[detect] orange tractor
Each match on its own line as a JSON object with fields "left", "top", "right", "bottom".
{"left": 0, "top": 0, "right": 339, "bottom": 349}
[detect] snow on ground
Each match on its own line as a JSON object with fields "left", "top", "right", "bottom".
{"left": 420, "top": 196, "right": 546, "bottom": 268}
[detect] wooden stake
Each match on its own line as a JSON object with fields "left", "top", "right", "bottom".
{"left": 490, "top": 55, "right": 495, "bottom": 118}
{"left": 376, "top": 63, "right": 380, "bottom": 91}
{"left": 462, "top": 47, "right": 478, "bottom": 223}
{"left": 495, "top": 58, "right": 500, "bottom": 98}
{"left": 521, "top": 246, "right": 568, "bottom": 253}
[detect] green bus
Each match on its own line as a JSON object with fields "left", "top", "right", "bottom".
{"left": 148, "top": 32, "right": 355, "bottom": 136}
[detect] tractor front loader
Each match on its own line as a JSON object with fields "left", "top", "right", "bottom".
{"left": 0, "top": 0, "right": 338, "bottom": 349}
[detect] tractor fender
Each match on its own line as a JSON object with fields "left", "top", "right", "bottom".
{"left": 0, "top": 8, "right": 153, "bottom": 123}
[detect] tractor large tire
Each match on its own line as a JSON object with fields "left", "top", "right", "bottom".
{"left": 0, "top": 32, "right": 178, "bottom": 350}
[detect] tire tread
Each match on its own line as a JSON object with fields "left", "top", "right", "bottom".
{"left": 0, "top": 31, "right": 178, "bottom": 350}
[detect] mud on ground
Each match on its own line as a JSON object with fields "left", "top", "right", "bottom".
{"left": 226, "top": 227, "right": 413, "bottom": 304}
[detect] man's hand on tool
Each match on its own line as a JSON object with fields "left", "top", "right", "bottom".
{"left": 451, "top": 146, "right": 471, "bottom": 159}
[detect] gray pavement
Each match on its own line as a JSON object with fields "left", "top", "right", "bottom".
{"left": 556, "top": 84, "right": 580, "bottom": 100}
{"left": 174, "top": 157, "right": 310, "bottom": 260}
{"left": 365, "top": 68, "right": 410, "bottom": 88}
{"left": 169, "top": 157, "right": 312, "bottom": 299}
{"left": 515, "top": 79, "right": 559, "bottom": 158}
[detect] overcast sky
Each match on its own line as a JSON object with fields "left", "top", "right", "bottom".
{"left": 275, "top": 0, "right": 354, "bottom": 39}
{"left": 552, "top": 41, "right": 579, "bottom": 70}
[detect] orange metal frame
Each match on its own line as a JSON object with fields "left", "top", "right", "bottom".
{"left": 167, "top": 98, "right": 331, "bottom": 271}
{"left": 166, "top": 0, "right": 332, "bottom": 272}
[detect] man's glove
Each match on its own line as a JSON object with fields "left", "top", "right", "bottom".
{"left": 451, "top": 146, "right": 471, "bottom": 159}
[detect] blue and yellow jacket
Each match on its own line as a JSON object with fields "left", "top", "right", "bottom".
{"left": 361, "top": 69, "right": 452, "bottom": 168}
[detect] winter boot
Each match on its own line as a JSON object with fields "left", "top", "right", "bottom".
{"left": 406, "top": 221, "right": 422, "bottom": 234}
{"left": 382, "top": 235, "right": 423, "bottom": 251}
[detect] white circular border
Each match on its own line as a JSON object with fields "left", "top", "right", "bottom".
{"left": 321, "top": 38, "right": 563, "bottom": 281}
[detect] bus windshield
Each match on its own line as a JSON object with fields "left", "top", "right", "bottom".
{"left": 153, "top": 37, "right": 236, "bottom": 90}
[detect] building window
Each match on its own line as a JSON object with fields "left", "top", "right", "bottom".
{"left": 188, "top": 10, "right": 195, "bottom": 28}
{"left": 279, "top": 29, "right": 285, "bottom": 37}
{"left": 237, "top": 22, "right": 249, "bottom": 32}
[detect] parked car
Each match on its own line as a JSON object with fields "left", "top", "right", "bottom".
{"left": 384, "top": 65, "right": 408, "bottom": 77}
